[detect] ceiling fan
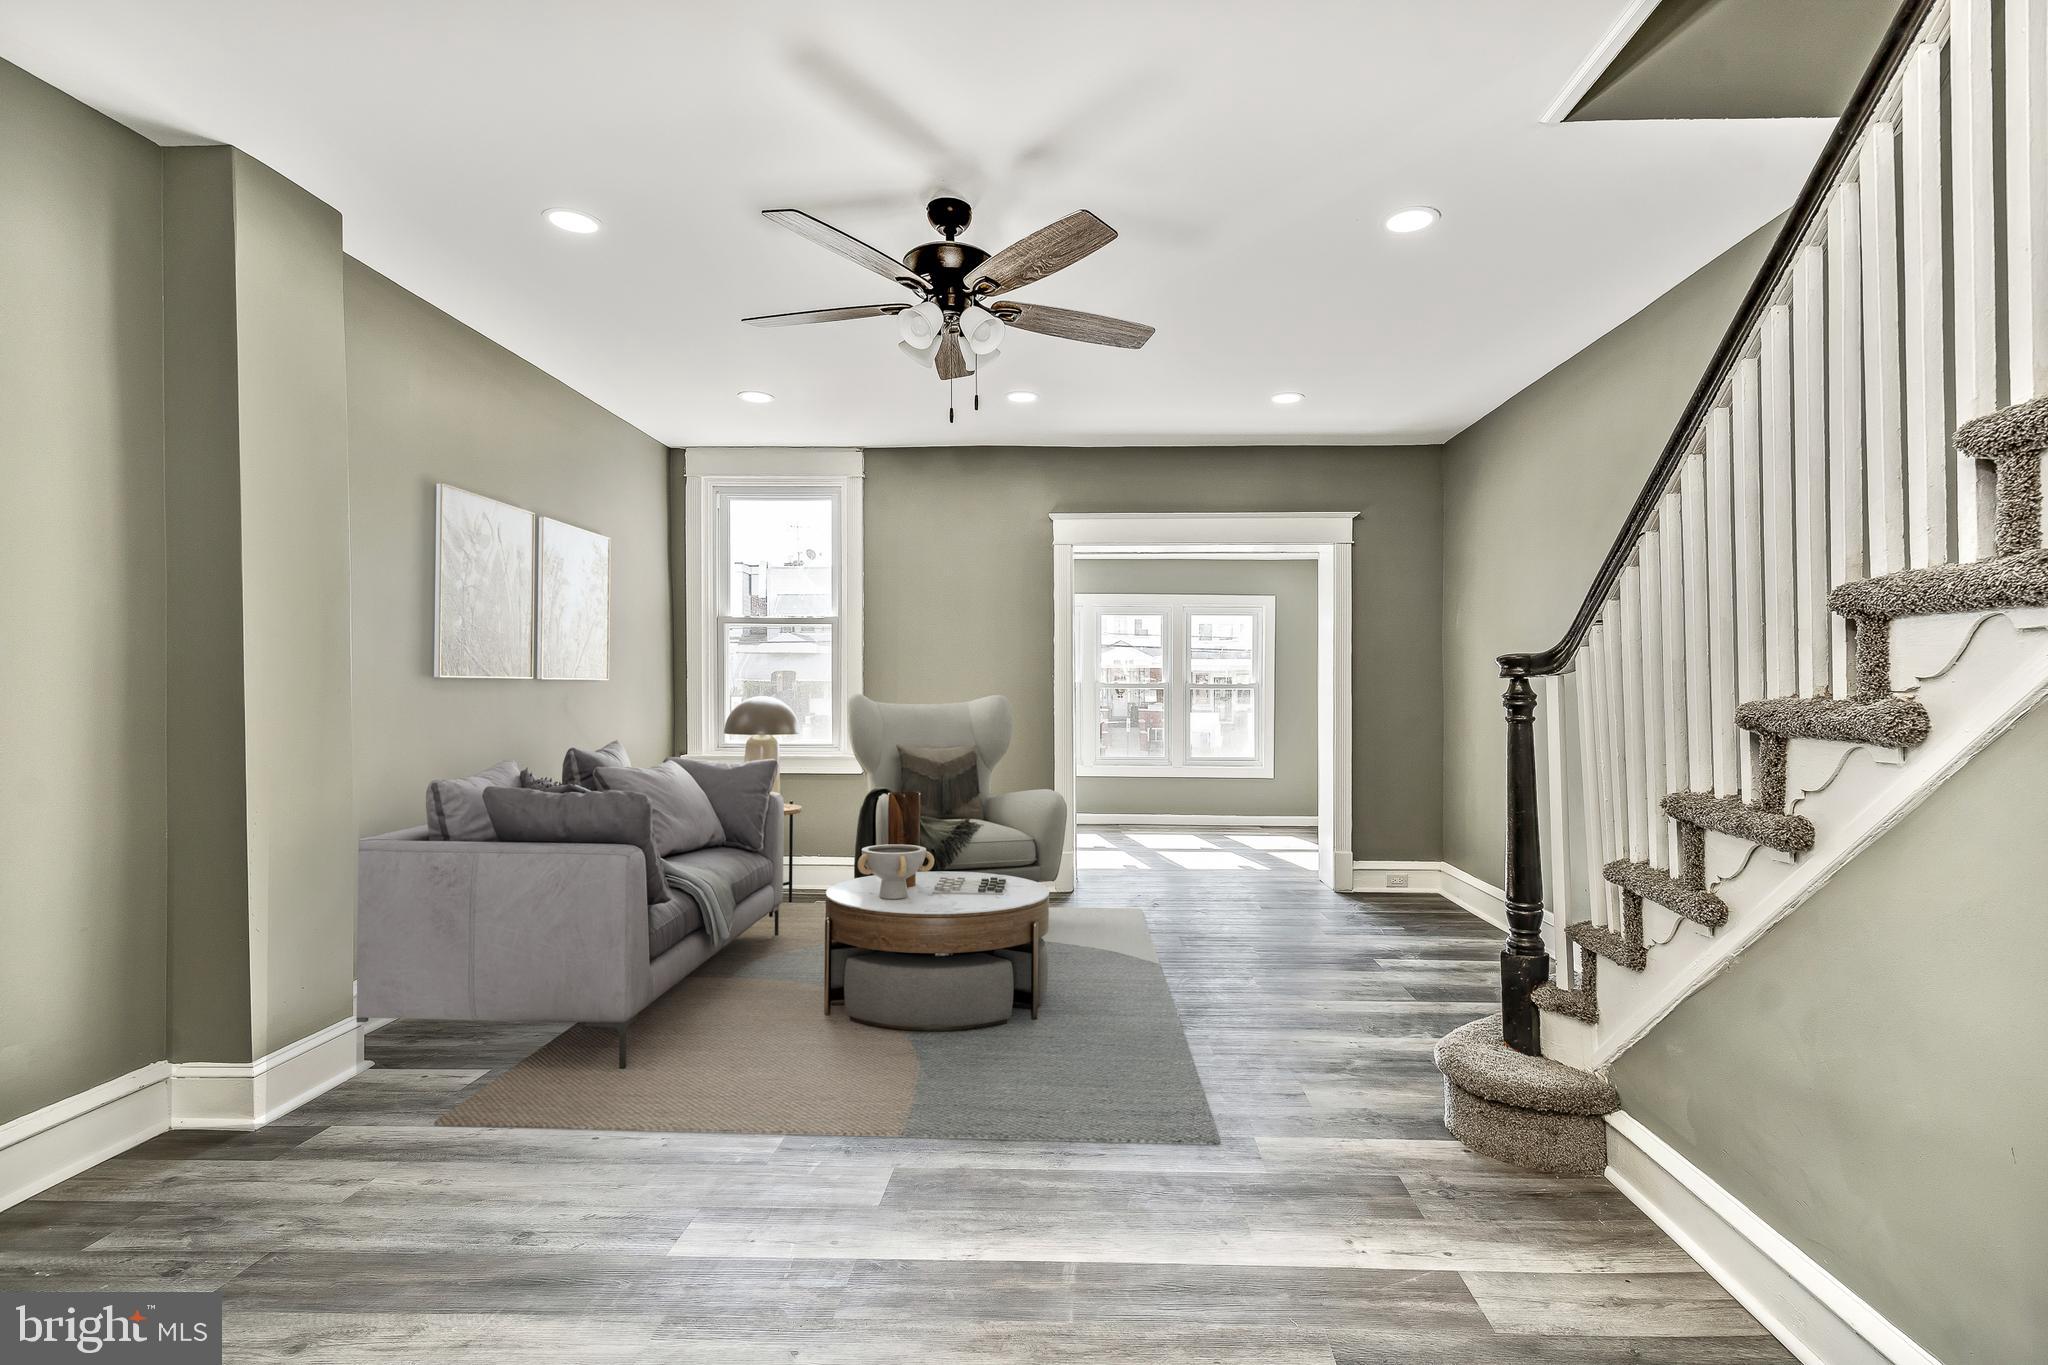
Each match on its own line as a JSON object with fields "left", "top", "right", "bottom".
{"left": 742, "top": 197, "right": 1155, "bottom": 386}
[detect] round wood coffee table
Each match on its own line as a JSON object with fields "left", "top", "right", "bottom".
{"left": 824, "top": 873, "right": 1049, "bottom": 1019}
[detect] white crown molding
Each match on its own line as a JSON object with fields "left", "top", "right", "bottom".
{"left": 1540, "top": 0, "right": 1663, "bottom": 123}
{"left": 1606, "top": 1113, "right": 1943, "bottom": 1365}
{"left": 683, "top": 447, "right": 863, "bottom": 478}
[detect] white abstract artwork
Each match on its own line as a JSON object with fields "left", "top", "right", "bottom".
{"left": 434, "top": 484, "right": 534, "bottom": 679}
{"left": 538, "top": 516, "right": 610, "bottom": 681}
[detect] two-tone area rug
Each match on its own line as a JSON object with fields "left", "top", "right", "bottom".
{"left": 435, "top": 903, "right": 1219, "bottom": 1145}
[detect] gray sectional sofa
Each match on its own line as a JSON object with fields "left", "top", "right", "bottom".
{"left": 356, "top": 786, "right": 782, "bottom": 1067}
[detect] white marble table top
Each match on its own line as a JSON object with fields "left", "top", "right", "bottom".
{"left": 825, "top": 873, "right": 1047, "bottom": 916}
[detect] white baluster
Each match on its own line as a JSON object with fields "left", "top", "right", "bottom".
{"left": 1827, "top": 184, "right": 1868, "bottom": 698}
{"left": 1658, "top": 493, "right": 1688, "bottom": 854}
{"left": 1574, "top": 639, "right": 1610, "bottom": 936}
{"left": 1637, "top": 528, "right": 1667, "bottom": 871}
{"left": 1618, "top": 566, "right": 1647, "bottom": 866}
{"left": 1792, "top": 247, "right": 1831, "bottom": 696}
{"left": 1861, "top": 121, "right": 1908, "bottom": 575}
{"left": 1952, "top": 0, "right": 1999, "bottom": 560}
{"left": 1761, "top": 306, "right": 1798, "bottom": 699}
{"left": 1902, "top": 44, "right": 1952, "bottom": 568}
{"left": 1539, "top": 673, "right": 1575, "bottom": 969}
{"left": 1599, "top": 602, "right": 1631, "bottom": 917}
{"left": 2009, "top": 0, "right": 2048, "bottom": 412}
{"left": 1705, "top": 406, "right": 1741, "bottom": 797}
{"left": 1732, "top": 356, "right": 1767, "bottom": 802}
{"left": 1681, "top": 448, "right": 1714, "bottom": 791}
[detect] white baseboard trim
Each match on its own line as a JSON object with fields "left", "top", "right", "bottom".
{"left": 790, "top": 854, "right": 854, "bottom": 892}
{"left": 1605, "top": 1112, "right": 1942, "bottom": 1365}
{"left": 0, "top": 1063, "right": 171, "bottom": 1211}
{"left": 1434, "top": 862, "right": 1509, "bottom": 929}
{"left": 171, "top": 1017, "right": 369, "bottom": 1131}
{"left": 1077, "top": 812, "right": 1319, "bottom": 827}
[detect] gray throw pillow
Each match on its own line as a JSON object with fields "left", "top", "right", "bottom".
{"left": 480, "top": 786, "right": 666, "bottom": 904}
{"left": 425, "top": 759, "right": 522, "bottom": 841}
{"left": 669, "top": 757, "right": 776, "bottom": 851}
{"left": 898, "top": 745, "right": 983, "bottom": 819}
{"left": 562, "top": 739, "right": 630, "bottom": 787}
{"left": 592, "top": 761, "right": 723, "bottom": 857}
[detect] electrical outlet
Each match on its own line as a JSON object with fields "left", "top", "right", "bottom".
{"left": 1386, "top": 872, "right": 1409, "bottom": 888}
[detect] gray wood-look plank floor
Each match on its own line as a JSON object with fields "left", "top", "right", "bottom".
{"left": 7, "top": 826, "right": 1791, "bottom": 1363}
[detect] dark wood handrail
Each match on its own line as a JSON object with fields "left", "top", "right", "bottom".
{"left": 1497, "top": 0, "right": 1939, "bottom": 681}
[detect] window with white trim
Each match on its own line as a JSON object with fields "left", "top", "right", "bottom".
{"left": 1076, "top": 594, "right": 1275, "bottom": 778}
{"left": 684, "top": 452, "right": 863, "bottom": 770}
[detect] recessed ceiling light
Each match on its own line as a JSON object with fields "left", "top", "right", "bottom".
{"left": 1270, "top": 392, "right": 1306, "bottom": 405}
{"left": 544, "top": 208, "right": 602, "bottom": 234}
{"left": 1384, "top": 206, "right": 1440, "bottom": 234}
{"left": 1006, "top": 391, "right": 1039, "bottom": 404}
{"left": 737, "top": 390, "right": 775, "bottom": 404}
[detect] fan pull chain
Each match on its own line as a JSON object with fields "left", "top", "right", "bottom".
{"left": 948, "top": 377, "right": 955, "bottom": 424}
{"left": 974, "top": 361, "right": 981, "bottom": 411}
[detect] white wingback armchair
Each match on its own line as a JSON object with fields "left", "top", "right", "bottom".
{"left": 848, "top": 694, "right": 1067, "bottom": 884}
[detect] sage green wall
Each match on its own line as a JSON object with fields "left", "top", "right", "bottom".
{"left": 0, "top": 57, "right": 169, "bottom": 1124}
{"left": 1073, "top": 558, "right": 1318, "bottom": 819}
{"left": 1438, "top": 219, "right": 1779, "bottom": 887}
{"left": 163, "top": 146, "right": 358, "bottom": 1061}
{"left": 700, "top": 446, "right": 1443, "bottom": 860}
{"left": 346, "top": 260, "right": 672, "bottom": 837}
{"left": 162, "top": 146, "right": 254, "bottom": 1062}
{"left": 1613, "top": 700, "right": 2048, "bottom": 1365}
{"left": 229, "top": 155, "right": 357, "bottom": 1057}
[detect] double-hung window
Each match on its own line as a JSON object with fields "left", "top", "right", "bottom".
{"left": 1076, "top": 593, "right": 1275, "bottom": 778}
{"left": 684, "top": 451, "right": 863, "bottom": 771}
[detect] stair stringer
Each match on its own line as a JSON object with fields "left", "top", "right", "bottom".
{"left": 1579, "top": 606, "right": 2048, "bottom": 1070}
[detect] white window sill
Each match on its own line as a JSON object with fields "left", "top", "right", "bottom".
{"left": 1077, "top": 764, "right": 1275, "bottom": 780}
{"left": 691, "top": 750, "right": 865, "bottom": 776}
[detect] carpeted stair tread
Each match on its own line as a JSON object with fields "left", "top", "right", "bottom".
{"left": 1532, "top": 981, "right": 1598, "bottom": 1025}
{"left": 1602, "top": 859, "right": 1728, "bottom": 928}
{"left": 1662, "top": 790, "right": 1815, "bottom": 853}
{"left": 1433, "top": 1014, "right": 1619, "bottom": 1116}
{"left": 1566, "top": 920, "right": 1645, "bottom": 972}
{"left": 1735, "top": 694, "right": 1931, "bottom": 748}
{"left": 1956, "top": 394, "right": 2048, "bottom": 558}
{"left": 1828, "top": 548, "right": 2048, "bottom": 622}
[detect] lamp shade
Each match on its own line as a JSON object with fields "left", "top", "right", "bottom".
{"left": 723, "top": 697, "right": 798, "bottom": 736}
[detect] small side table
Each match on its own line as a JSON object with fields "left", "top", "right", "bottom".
{"left": 780, "top": 802, "right": 802, "bottom": 929}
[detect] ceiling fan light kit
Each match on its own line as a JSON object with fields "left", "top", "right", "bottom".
{"left": 743, "top": 196, "right": 1155, "bottom": 419}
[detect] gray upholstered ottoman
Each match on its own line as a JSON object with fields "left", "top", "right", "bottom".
{"left": 843, "top": 951, "right": 1014, "bottom": 1030}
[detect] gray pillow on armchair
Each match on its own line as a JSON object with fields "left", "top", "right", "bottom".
{"left": 898, "top": 745, "right": 984, "bottom": 819}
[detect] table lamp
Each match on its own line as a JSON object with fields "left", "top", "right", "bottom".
{"left": 722, "top": 697, "right": 798, "bottom": 790}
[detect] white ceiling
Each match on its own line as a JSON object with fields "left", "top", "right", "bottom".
{"left": 1, "top": 1, "right": 1831, "bottom": 448}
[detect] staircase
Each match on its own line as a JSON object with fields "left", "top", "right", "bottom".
{"left": 1437, "top": 0, "right": 2048, "bottom": 1176}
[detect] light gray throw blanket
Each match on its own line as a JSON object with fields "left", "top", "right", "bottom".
{"left": 661, "top": 859, "right": 737, "bottom": 949}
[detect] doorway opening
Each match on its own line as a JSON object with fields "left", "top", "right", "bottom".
{"left": 1050, "top": 513, "right": 1357, "bottom": 893}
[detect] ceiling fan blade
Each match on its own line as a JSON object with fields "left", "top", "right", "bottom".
{"left": 743, "top": 304, "right": 909, "bottom": 327}
{"left": 762, "top": 209, "right": 925, "bottom": 291}
{"left": 963, "top": 210, "right": 1117, "bottom": 295}
{"left": 934, "top": 329, "right": 970, "bottom": 380}
{"left": 993, "top": 302, "right": 1154, "bottom": 349}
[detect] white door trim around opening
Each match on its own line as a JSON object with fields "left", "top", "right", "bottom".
{"left": 1078, "top": 813, "right": 1319, "bottom": 827}
{"left": 1051, "top": 513, "right": 1358, "bottom": 894}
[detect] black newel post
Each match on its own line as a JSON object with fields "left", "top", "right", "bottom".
{"left": 1500, "top": 672, "right": 1549, "bottom": 1055}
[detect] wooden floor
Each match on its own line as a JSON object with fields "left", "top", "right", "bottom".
{"left": 5, "top": 828, "right": 1790, "bottom": 1362}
